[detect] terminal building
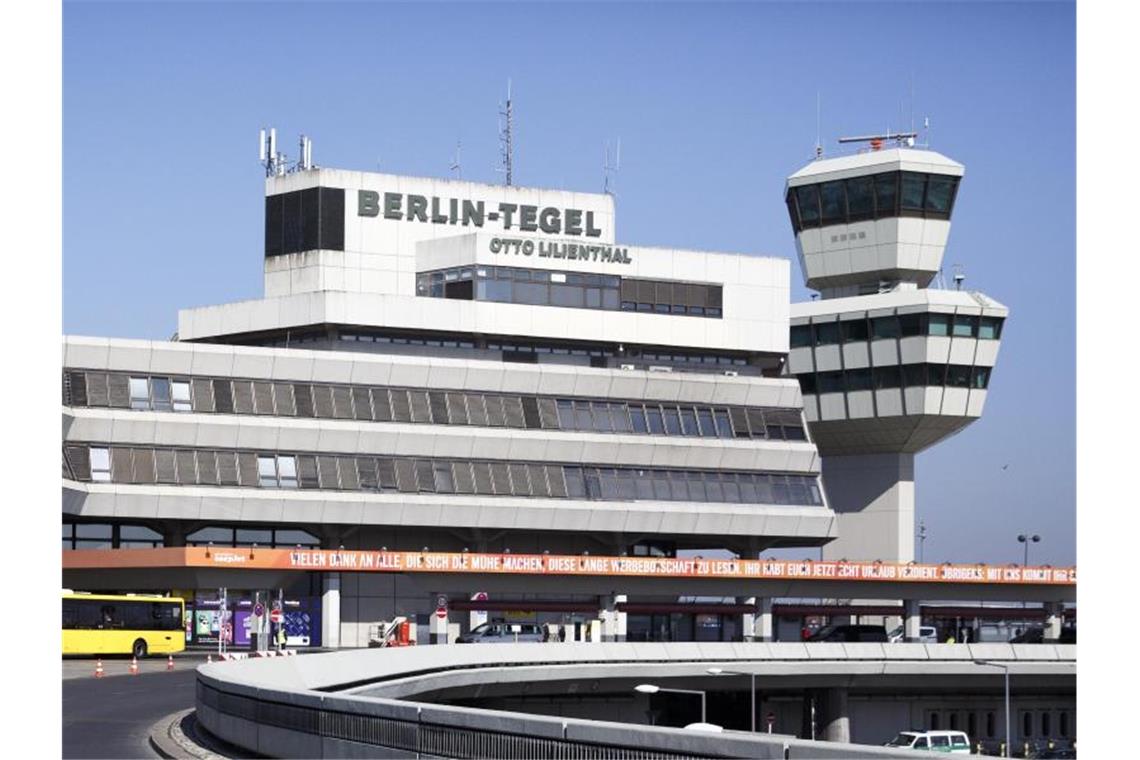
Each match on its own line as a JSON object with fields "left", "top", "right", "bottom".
{"left": 63, "top": 136, "right": 1005, "bottom": 651}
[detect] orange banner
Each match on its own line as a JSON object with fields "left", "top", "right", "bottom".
{"left": 63, "top": 548, "right": 1076, "bottom": 586}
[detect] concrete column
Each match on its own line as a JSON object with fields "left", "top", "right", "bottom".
{"left": 321, "top": 572, "right": 341, "bottom": 650}
{"left": 756, "top": 598, "right": 774, "bottom": 642}
{"left": 600, "top": 594, "right": 627, "bottom": 642}
{"left": 563, "top": 623, "right": 576, "bottom": 642}
{"left": 741, "top": 597, "right": 757, "bottom": 641}
{"left": 820, "top": 453, "right": 915, "bottom": 563}
{"left": 429, "top": 605, "right": 448, "bottom": 645}
{"left": 904, "top": 599, "right": 922, "bottom": 642}
{"left": 614, "top": 595, "right": 627, "bottom": 642}
{"left": 819, "top": 687, "right": 850, "bottom": 743}
{"left": 162, "top": 525, "right": 187, "bottom": 548}
{"left": 1044, "top": 602, "right": 1064, "bottom": 641}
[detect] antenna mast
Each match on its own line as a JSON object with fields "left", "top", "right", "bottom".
{"left": 815, "top": 92, "right": 823, "bottom": 159}
{"left": 603, "top": 138, "right": 621, "bottom": 195}
{"left": 450, "top": 140, "right": 462, "bottom": 179}
{"left": 498, "top": 79, "right": 514, "bottom": 186}
{"left": 259, "top": 127, "right": 284, "bottom": 177}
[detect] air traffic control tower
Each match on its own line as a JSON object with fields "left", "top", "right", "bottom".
{"left": 784, "top": 136, "right": 1007, "bottom": 563}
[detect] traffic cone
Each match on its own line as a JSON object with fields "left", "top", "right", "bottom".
{"left": 94, "top": 658, "right": 104, "bottom": 678}
{"left": 129, "top": 657, "right": 139, "bottom": 675}
{"left": 207, "top": 654, "right": 213, "bottom": 664}
{"left": 166, "top": 654, "right": 174, "bottom": 672}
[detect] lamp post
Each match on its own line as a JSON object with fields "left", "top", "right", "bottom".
{"left": 974, "top": 660, "right": 1011, "bottom": 758}
{"left": 635, "top": 683, "right": 707, "bottom": 724}
{"left": 707, "top": 667, "right": 757, "bottom": 732}
{"left": 1017, "top": 533, "right": 1040, "bottom": 567}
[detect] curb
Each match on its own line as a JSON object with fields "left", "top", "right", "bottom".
{"left": 149, "top": 709, "right": 232, "bottom": 760}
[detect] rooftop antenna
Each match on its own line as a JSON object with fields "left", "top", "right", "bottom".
{"left": 259, "top": 127, "right": 286, "bottom": 177}
{"left": 603, "top": 138, "right": 621, "bottom": 195}
{"left": 497, "top": 79, "right": 514, "bottom": 186}
{"left": 296, "top": 134, "right": 314, "bottom": 171}
{"left": 814, "top": 91, "right": 823, "bottom": 159}
{"left": 952, "top": 263, "right": 965, "bottom": 291}
{"left": 838, "top": 131, "right": 919, "bottom": 152}
{"left": 449, "top": 140, "right": 462, "bottom": 179}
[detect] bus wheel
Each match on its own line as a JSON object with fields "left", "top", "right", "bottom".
{"left": 132, "top": 639, "right": 148, "bottom": 659}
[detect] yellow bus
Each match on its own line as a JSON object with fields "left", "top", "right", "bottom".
{"left": 62, "top": 592, "right": 185, "bottom": 658}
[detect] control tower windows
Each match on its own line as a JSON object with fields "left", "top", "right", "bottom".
{"left": 795, "top": 185, "right": 821, "bottom": 227}
{"left": 924, "top": 175, "right": 957, "bottom": 216}
{"left": 978, "top": 316, "right": 1004, "bottom": 340}
{"left": 873, "top": 366, "right": 902, "bottom": 389}
{"left": 872, "top": 316, "right": 901, "bottom": 339}
{"left": 786, "top": 171, "right": 960, "bottom": 232}
{"left": 900, "top": 172, "right": 927, "bottom": 214}
{"left": 873, "top": 172, "right": 898, "bottom": 220}
{"left": 952, "top": 314, "right": 980, "bottom": 338}
{"left": 927, "top": 314, "right": 950, "bottom": 336}
{"left": 797, "top": 362, "right": 993, "bottom": 395}
{"left": 820, "top": 181, "right": 846, "bottom": 225}
{"left": 845, "top": 176, "right": 875, "bottom": 221}
{"left": 841, "top": 319, "right": 869, "bottom": 342}
{"left": 813, "top": 321, "right": 841, "bottom": 346}
{"left": 790, "top": 324, "right": 812, "bottom": 348}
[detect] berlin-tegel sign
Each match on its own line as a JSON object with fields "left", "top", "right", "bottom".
{"left": 64, "top": 548, "right": 1076, "bottom": 586}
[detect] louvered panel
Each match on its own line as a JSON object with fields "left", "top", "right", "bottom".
{"left": 545, "top": 465, "right": 567, "bottom": 497}
{"left": 231, "top": 380, "right": 255, "bottom": 414}
{"left": 196, "top": 450, "right": 219, "bottom": 485}
{"left": 212, "top": 379, "right": 234, "bottom": 413}
{"left": 728, "top": 407, "right": 750, "bottom": 437}
{"left": 337, "top": 457, "right": 360, "bottom": 490}
{"left": 252, "top": 382, "right": 275, "bottom": 415}
{"left": 62, "top": 451, "right": 73, "bottom": 479}
{"left": 490, "top": 463, "right": 512, "bottom": 495}
{"left": 394, "top": 460, "right": 417, "bottom": 492}
{"left": 237, "top": 452, "right": 259, "bottom": 486}
{"left": 471, "top": 462, "right": 494, "bottom": 494}
{"left": 216, "top": 451, "right": 239, "bottom": 485}
{"left": 131, "top": 448, "right": 157, "bottom": 484}
{"left": 746, "top": 408, "right": 767, "bottom": 437}
{"left": 770, "top": 408, "right": 803, "bottom": 426}
{"left": 465, "top": 394, "right": 488, "bottom": 426}
{"left": 110, "top": 447, "right": 132, "bottom": 482}
{"left": 331, "top": 386, "right": 353, "bottom": 419}
{"left": 357, "top": 458, "right": 379, "bottom": 490}
{"left": 527, "top": 464, "right": 549, "bottom": 497}
{"left": 272, "top": 383, "right": 295, "bottom": 416}
{"left": 484, "top": 396, "right": 506, "bottom": 426}
{"left": 390, "top": 390, "right": 412, "bottom": 422}
{"left": 508, "top": 464, "right": 531, "bottom": 495}
{"left": 191, "top": 378, "right": 215, "bottom": 412}
{"left": 317, "top": 456, "right": 340, "bottom": 489}
{"left": 108, "top": 374, "right": 130, "bottom": 408}
{"left": 311, "top": 385, "right": 335, "bottom": 418}
{"left": 175, "top": 450, "right": 198, "bottom": 484}
{"left": 65, "top": 446, "right": 90, "bottom": 480}
{"left": 452, "top": 462, "right": 475, "bottom": 494}
{"left": 635, "top": 280, "right": 655, "bottom": 303}
{"left": 521, "top": 397, "right": 542, "bottom": 429}
{"left": 293, "top": 384, "right": 315, "bottom": 417}
{"left": 351, "top": 387, "right": 373, "bottom": 421}
{"left": 297, "top": 455, "right": 319, "bottom": 489}
{"left": 537, "top": 398, "right": 559, "bottom": 429}
{"left": 85, "top": 372, "right": 109, "bottom": 406}
{"left": 67, "top": 371, "right": 88, "bottom": 406}
{"left": 155, "top": 450, "right": 178, "bottom": 483}
{"left": 376, "top": 458, "right": 397, "bottom": 490}
{"left": 408, "top": 391, "right": 431, "bottom": 423}
{"left": 372, "top": 389, "right": 393, "bottom": 422}
{"left": 620, "top": 279, "right": 637, "bottom": 302}
{"left": 414, "top": 460, "right": 435, "bottom": 492}
{"left": 446, "top": 393, "right": 468, "bottom": 424}
{"left": 428, "top": 392, "right": 449, "bottom": 424}
{"left": 503, "top": 397, "right": 526, "bottom": 428}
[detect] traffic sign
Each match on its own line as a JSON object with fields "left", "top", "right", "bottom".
{"left": 435, "top": 607, "right": 447, "bottom": 620}
{"left": 270, "top": 608, "right": 283, "bottom": 624}
{"left": 253, "top": 603, "right": 265, "bottom": 617}
{"left": 436, "top": 595, "right": 448, "bottom": 609}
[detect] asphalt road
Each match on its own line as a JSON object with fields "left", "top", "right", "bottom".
{"left": 62, "top": 655, "right": 211, "bottom": 759}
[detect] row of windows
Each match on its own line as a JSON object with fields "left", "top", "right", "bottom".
{"left": 786, "top": 171, "right": 961, "bottom": 233}
{"left": 790, "top": 313, "right": 1004, "bottom": 348}
{"left": 63, "top": 371, "right": 805, "bottom": 440}
{"left": 926, "top": 709, "right": 1073, "bottom": 741}
{"left": 64, "top": 445, "right": 825, "bottom": 507}
{"left": 417, "top": 266, "right": 724, "bottom": 318}
{"left": 62, "top": 598, "right": 183, "bottom": 631}
{"left": 796, "top": 363, "right": 991, "bottom": 394}
{"left": 61, "top": 522, "right": 321, "bottom": 550}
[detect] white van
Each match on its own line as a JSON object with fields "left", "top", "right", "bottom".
{"left": 887, "top": 625, "right": 939, "bottom": 643}
{"left": 885, "top": 730, "right": 971, "bottom": 753}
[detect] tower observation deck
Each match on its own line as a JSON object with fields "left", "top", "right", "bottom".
{"left": 784, "top": 140, "right": 1008, "bottom": 563}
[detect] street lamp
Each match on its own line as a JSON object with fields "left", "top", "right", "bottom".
{"left": 1017, "top": 533, "right": 1041, "bottom": 567}
{"left": 974, "top": 660, "right": 1011, "bottom": 758}
{"left": 707, "top": 667, "right": 757, "bottom": 733}
{"left": 634, "top": 683, "right": 707, "bottom": 724}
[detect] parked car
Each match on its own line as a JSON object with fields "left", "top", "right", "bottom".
{"left": 885, "top": 730, "right": 971, "bottom": 753}
{"left": 806, "top": 624, "right": 888, "bottom": 643}
{"left": 887, "top": 624, "right": 939, "bottom": 643}
{"left": 455, "top": 621, "right": 544, "bottom": 643}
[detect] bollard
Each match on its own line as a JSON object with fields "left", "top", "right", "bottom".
{"left": 94, "top": 658, "right": 104, "bottom": 678}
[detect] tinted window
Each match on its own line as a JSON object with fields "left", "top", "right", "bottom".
{"left": 979, "top": 316, "right": 1003, "bottom": 340}
{"left": 841, "top": 319, "right": 869, "bottom": 342}
{"left": 814, "top": 321, "right": 840, "bottom": 345}
{"left": 900, "top": 172, "right": 926, "bottom": 210}
{"left": 925, "top": 175, "right": 956, "bottom": 214}
{"left": 790, "top": 324, "right": 813, "bottom": 348}
{"left": 871, "top": 316, "right": 900, "bottom": 339}
{"left": 874, "top": 173, "right": 898, "bottom": 216}
{"left": 928, "top": 313, "right": 950, "bottom": 336}
{"left": 819, "top": 181, "right": 845, "bottom": 224}
{"left": 846, "top": 176, "right": 874, "bottom": 219}
{"left": 795, "top": 185, "right": 821, "bottom": 226}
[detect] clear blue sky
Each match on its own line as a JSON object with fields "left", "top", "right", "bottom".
{"left": 63, "top": 1, "right": 1075, "bottom": 565}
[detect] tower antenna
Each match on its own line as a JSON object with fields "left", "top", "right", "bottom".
{"left": 815, "top": 91, "right": 823, "bottom": 159}
{"left": 259, "top": 127, "right": 287, "bottom": 177}
{"left": 449, "top": 140, "right": 462, "bottom": 179}
{"left": 603, "top": 138, "right": 621, "bottom": 195}
{"left": 497, "top": 79, "right": 514, "bottom": 186}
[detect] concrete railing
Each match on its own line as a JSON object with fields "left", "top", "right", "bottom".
{"left": 195, "top": 642, "right": 1075, "bottom": 759}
